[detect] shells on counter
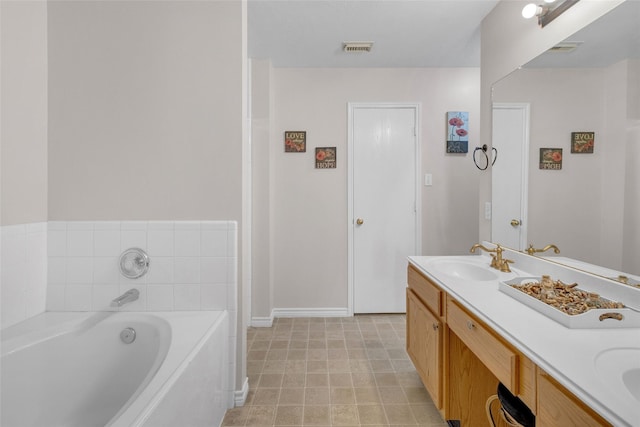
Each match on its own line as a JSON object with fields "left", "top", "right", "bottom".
{"left": 508, "top": 276, "right": 624, "bottom": 316}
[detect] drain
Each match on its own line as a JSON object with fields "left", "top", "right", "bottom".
{"left": 120, "top": 327, "right": 136, "bottom": 344}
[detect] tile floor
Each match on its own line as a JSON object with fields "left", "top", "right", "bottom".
{"left": 222, "top": 315, "right": 447, "bottom": 427}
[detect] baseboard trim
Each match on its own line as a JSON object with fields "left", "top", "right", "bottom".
{"left": 272, "top": 307, "right": 350, "bottom": 318}
{"left": 234, "top": 376, "right": 249, "bottom": 407}
{"left": 251, "top": 307, "right": 351, "bottom": 327}
{"left": 250, "top": 316, "right": 274, "bottom": 328}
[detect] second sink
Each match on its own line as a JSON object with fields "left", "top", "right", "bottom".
{"left": 594, "top": 347, "right": 640, "bottom": 403}
{"left": 427, "top": 257, "right": 499, "bottom": 281}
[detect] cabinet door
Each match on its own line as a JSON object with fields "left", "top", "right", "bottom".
{"left": 407, "top": 289, "right": 442, "bottom": 408}
{"left": 537, "top": 370, "right": 611, "bottom": 427}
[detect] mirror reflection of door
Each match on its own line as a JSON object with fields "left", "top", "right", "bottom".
{"left": 491, "top": 103, "right": 530, "bottom": 250}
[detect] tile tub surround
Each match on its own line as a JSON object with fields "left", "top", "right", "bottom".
{"left": 46, "top": 221, "right": 237, "bottom": 312}
{"left": 45, "top": 220, "right": 239, "bottom": 406}
{"left": 1, "top": 222, "right": 48, "bottom": 328}
{"left": 223, "top": 315, "right": 447, "bottom": 427}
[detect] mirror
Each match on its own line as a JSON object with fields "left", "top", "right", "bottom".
{"left": 491, "top": 0, "right": 640, "bottom": 278}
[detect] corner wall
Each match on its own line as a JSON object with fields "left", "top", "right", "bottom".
{"left": 1, "top": 1, "right": 49, "bottom": 327}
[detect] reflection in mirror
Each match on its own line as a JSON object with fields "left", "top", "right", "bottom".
{"left": 491, "top": 0, "right": 640, "bottom": 278}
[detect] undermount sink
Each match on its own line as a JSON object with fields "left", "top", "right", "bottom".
{"left": 426, "top": 257, "right": 499, "bottom": 281}
{"left": 594, "top": 348, "right": 640, "bottom": 403}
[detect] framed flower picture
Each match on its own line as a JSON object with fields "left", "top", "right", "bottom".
{"left": 571, "top": 132, "right": 595, "bottom": 153}
{"left": 539, "top": 148, "right": 563, "bottom": 170}
{"left": 446, "top": 111, "right": 469, "bottom": 153}
{"left": 315, "top": 147, "right": 336, "bottom": 169}
{"left": 284, "top": 131, "right": 306, "bottom": 152}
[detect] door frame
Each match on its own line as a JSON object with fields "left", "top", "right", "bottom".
{"left": 491, "top": 102, "right": 530, "bottom": 250}
{"left": 347, "top": 102, "right": 422, "bottom": 316}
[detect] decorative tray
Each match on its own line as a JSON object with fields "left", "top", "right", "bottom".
{"left": 499, "top": 277, "right": 640, "bottom": 329}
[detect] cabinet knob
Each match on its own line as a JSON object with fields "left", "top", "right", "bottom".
{"left": 466, "top": 321, "right": 475, "bottom": 330}
{"left": 510, "top": 219, "right": 521, "bottom": 226}
{"left": 432, "top": 323, "right": 439, "bottom": 330}
{"left": 356, "top": 218, "right": 364, "bottom": 225}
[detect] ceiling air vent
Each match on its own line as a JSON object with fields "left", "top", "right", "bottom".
{"left": 343, "top": 42, "right": 373, "bottom": 53}
{"left": 547, "top": 41, "right": 582, "bottom": 53}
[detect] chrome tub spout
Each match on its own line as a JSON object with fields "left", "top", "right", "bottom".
{"left": 111, "top": 289, "right": 140, "bottom": 307}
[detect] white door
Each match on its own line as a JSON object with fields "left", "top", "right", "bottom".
{"left": 491, "top": 103, "right": 529, "bottom": 250}
{"left": 348, "top": 103, "right": 420, "bottom": 314}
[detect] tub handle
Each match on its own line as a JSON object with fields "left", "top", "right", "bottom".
{"left": 119, "top": 248, "right": 150, "bottom": 279}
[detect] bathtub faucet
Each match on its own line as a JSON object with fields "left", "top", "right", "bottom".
{"left": 111, "top": 289, "right": 140, "bottom": 307}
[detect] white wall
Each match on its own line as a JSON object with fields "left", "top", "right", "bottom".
{"left": 252, "top": 67, "right": 481, "bottom": 319}
{"left": 1, "top": 223, "right": 48, "bottom": 327}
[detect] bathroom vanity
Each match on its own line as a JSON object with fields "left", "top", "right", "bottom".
{"left": 406, "top": 246, "right": 640, "bottom": 427}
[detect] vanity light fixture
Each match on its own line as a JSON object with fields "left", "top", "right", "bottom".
{"left": 522, "top": 0, "right": 580, "bottom": 28}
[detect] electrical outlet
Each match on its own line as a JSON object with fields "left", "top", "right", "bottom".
{"left": 485, "top": 202, "right": 492, "bottom": 219}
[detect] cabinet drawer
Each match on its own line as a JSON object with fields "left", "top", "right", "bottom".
{"left": 408, "top": 265, "right": 443, "bottom": 316}
{"left": 447, "top": 298, "right": 518, "bottom": 393}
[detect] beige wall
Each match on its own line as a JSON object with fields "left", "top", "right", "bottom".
{"left": 47, "top": 1, "right": 243, "bottom": 223}
{"left": 1, "top": 0, "right": 48, "bottom": 226}
{"left": 250, "top": 59, "right": 274, "bottom": 319}
{"left": 252, "top": 67, "right": 481, "bottom": 317}
{"left": 479, "top": 0, "right": 624, "bottom": 242}
{"left": 623, "top": 60, "right": 640, "bottom": 274}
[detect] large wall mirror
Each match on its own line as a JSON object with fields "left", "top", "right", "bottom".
{"left": 491, "top": 0, "right": 639, "bottom": 278}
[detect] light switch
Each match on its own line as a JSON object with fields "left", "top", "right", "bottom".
{"left": 424, "top": 173, "right": 433, "bottom": 186}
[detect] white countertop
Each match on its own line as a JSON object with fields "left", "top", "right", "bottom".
{"left": 408, "top": 250, "right": 640, "bottom": 427}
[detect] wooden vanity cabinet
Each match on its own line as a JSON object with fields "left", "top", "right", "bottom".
{"left": 537, "top": 369, "right": 611, "bottom": 427}
{"left": 406, "top": 263, "right": 614, "bottom": 427}
{"left": 406, "top": 265, "right": 445, "bottom": 411}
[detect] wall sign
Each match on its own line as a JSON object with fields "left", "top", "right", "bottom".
{"left": 284, "top": 131, "right": 306, "bottom": 152}
{"left": 540, "top": 148, "right": 563, "bottom": 170}
{"left": 315, "top": 147, "right": 336, "bottom": 169}
{"left": 571, "top": 132, "right": 595, "bottom": 153}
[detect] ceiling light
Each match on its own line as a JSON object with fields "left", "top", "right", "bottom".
{"left": 522, "top": 3, "right": 545, "bottom": 19}
{"left": 522, "top": 0, "right": 580, "bottom": 27}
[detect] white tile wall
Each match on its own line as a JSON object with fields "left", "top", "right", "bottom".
{"left": 2, "top": 220, "right": 239, "bottom": 398}
{"left": 1, "top": 222, "right": 48, "bottom": 328}
{"left": 46, "top": 221, "right": 237, "bottom": 314}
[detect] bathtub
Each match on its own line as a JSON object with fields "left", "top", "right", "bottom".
{"left": 1, "top": 310, "right": 231, "bottom": 427}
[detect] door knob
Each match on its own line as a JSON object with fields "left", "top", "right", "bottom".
{"left": 510, "top": 219, "right": 521, "bottom": 226}
{"left": 356, "top": 218, "right": 364, "bottom": 225}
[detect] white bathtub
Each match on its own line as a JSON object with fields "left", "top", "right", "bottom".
{"left": 1, "top": 311, "right": 231, "bottom": 427}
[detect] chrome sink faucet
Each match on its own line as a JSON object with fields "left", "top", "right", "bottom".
{"left": 470, "top": 243, "right": 514, "bottom": 273}
{"left": 111, "top": 289, "right": 140, "bottom": 307}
